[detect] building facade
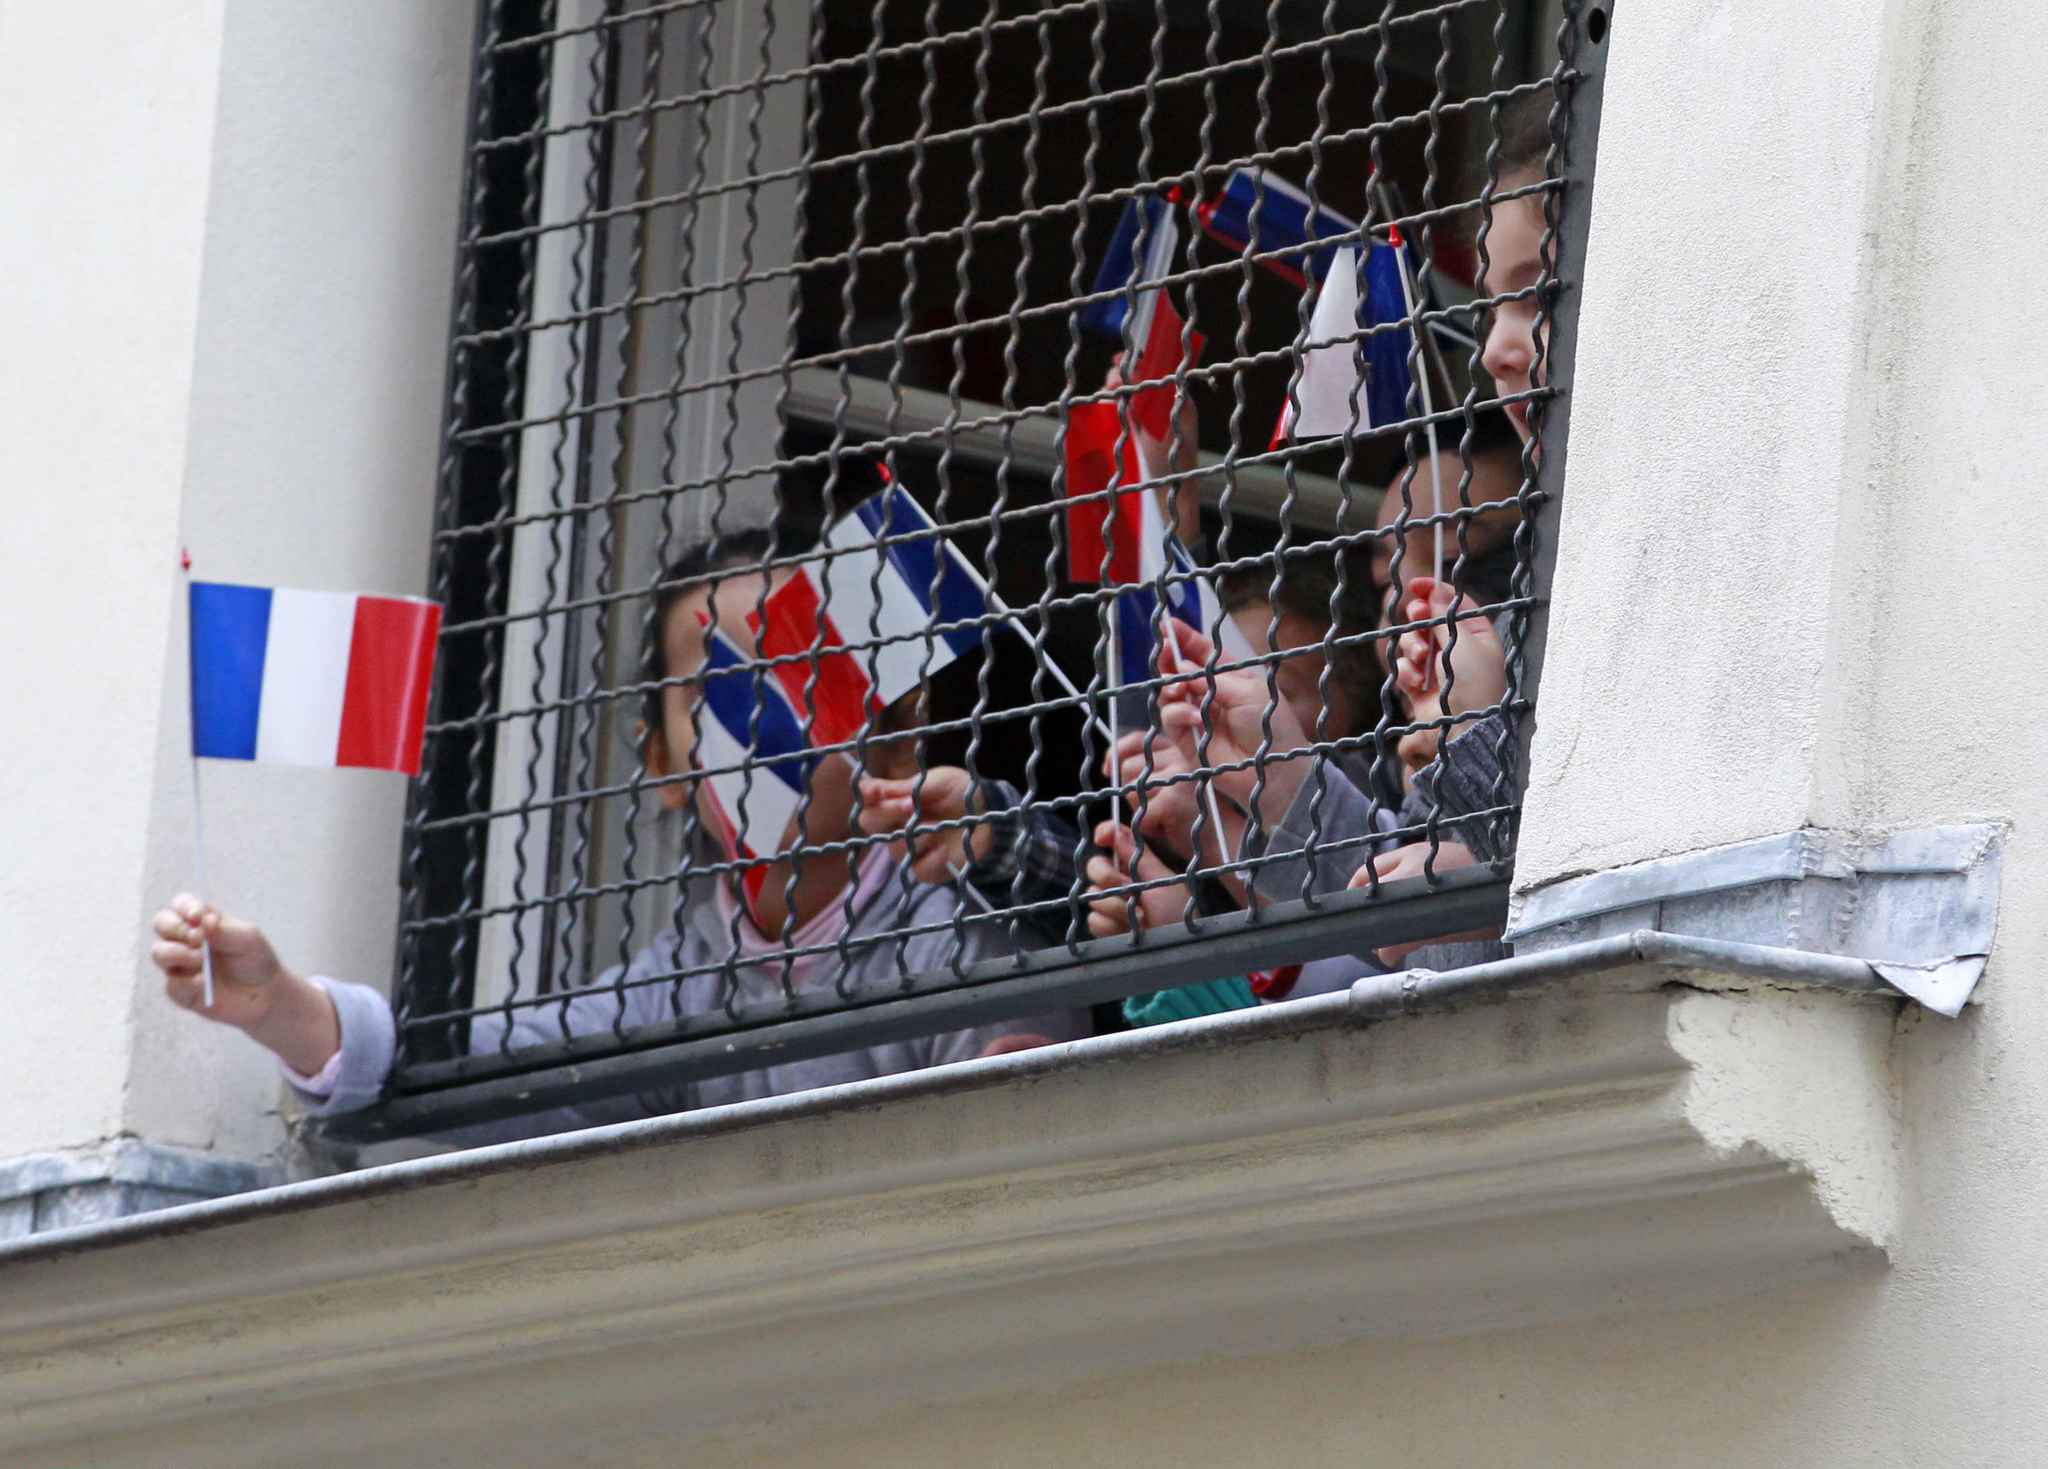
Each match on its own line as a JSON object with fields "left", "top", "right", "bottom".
{"left": 5, "top": 0, "right": 2047, "bottom": 1464}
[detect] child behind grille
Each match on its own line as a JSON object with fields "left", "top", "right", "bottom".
{"left": 148, "top": 525, "right": 1085, "bottom": 1145}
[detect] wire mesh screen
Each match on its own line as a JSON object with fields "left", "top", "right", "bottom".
{"left": 369, "top": 0, "right": 1602, "bottom": 1137}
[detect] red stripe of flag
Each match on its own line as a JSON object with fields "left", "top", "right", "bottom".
{"left": 1063, "top": 400, "right": 1143, "bottom": 584}
{"left": 336, "top": 596, "right": 441, "bottom": 776}
{"left": 752, "top": 575, "right": 874, "bottom": 749}
{"left": 1128, "top": 295, "right": 1204, "bottom": 442}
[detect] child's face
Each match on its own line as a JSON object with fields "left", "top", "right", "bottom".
{"left": 1226, "top": 600, "right": 1357, "bottom": 741}
{"left": 1477, "top": 184, "right": 1549, "bottom": 447}
{"left": 1370, "top": 447, "right": 1523, "bottom": 599}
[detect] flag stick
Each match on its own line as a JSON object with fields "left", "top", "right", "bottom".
{"left": 189, "top": 755, "right": 215, "bottom": 1010}
{"left": 1106, "top": 607, "right": 1123, "bottom": 858}
{"left": 947, "top": 860, "right": 996, "bottom": 916}
{"left": 181, "top": 550, "right": 217, "bottom": 1009}
{"left": 943, "top": 533, "right": 1117, "bottom": 746}
{"left": 1388, "top": 226, "right": 1446, "bottom": 589}
{"left": 1159, "top": 618, "right": 1235, "bottom": 876}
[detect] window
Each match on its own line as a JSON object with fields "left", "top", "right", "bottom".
{"left": 361, "top": 0, "right": 1602, "bottom": 1138}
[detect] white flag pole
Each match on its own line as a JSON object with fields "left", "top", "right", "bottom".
{"left": 189, "top": 756, "right": 215, "bottom": 1011}
{"left": 182, "top": 550, "right": 216, "bottom": 1009}
{"left": 939, "top": 513, "right": 1117, "bottom": 746}
{"left": 1133, "top": 429, "right": 1235, "bottom": 880}
{"left": 1387, "top": 226, "right": 1445, "bottom": 589}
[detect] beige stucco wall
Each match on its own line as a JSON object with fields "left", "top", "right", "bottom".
{"left": 0, "top": 1, "right": 469, "bottom": 1162}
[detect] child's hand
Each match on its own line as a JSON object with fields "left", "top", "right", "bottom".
{"left": 1104, "top": 727, "right": 1248, "bottom": 882}
{"left": 150, "top": 894, "right": 288, "bottom": 1028}
{"left": 1105, "top": 351, "right": 1202, "bottom": 544}
{"left": 1390, "top": 577, "right": 1510, "bottom": 779}
{"left": 1347, "top": 841, "right": 1499, "bottom": 966}
{"left": 1083, "top": 821, "right": 1197, "bottom": 939}
{"left": 1392, "top": 576, "right": 1509, "bottom": 718}
{"left": 855, "top": 768, "right": 991, "bottom": 885}
{"left": 149, "top": 895, "right": 341, "bottom": 1075}
{"left": 1153, "top": 620, "right": 1312, "bottom": 828}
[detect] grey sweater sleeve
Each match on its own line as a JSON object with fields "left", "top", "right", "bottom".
{"left": 1402, "top": 712, "right": 1513, "bottom": 867}
{"left": 288, "top": 953, "right": 691, "bottom": 1145}
{"left": 1245, "top": 758, "right": 1384, "bottom": 906}
{"left": 1246, "top": 714, "right": 1515, "bottom": 907}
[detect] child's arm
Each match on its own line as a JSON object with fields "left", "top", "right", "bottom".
{"left": 150, "top": 894, "right": 341, "bottom": 1076}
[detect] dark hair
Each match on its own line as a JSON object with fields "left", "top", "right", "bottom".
{"left": 639, "top": 524, "right": 813, "bottom": 737}
{"left": 1217, "top": 545, "right": 1381, "bottom": 734}
{"left": 1459, "top": 88, "right": 1557, "bottom": 242}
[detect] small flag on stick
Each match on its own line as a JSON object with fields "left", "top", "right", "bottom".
{"left": 803, "top": 485, "right": 990, "bottom": 709}
{"left": 1274, "top": 242, "right": 1415, "bottom": 442}
{"left": 188, "top": 582, "right": 441, "bottom": 776}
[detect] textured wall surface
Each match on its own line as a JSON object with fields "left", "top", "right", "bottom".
{"left": 0, "top": 1, "right": 469, "bottom": 1165}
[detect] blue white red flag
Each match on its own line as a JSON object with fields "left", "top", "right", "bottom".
{"left": 801, "top": 486, "right": 992, "bottom": 709}
{"left": 1276, "top": 241, "right": 1416, "bottom": 441}
{"left": 1063, "top": 416, "right": 1255, "bottom": 685}
{"left": 1080, "top": 192, "right": 1180, "bottom": 341}
{"left": 1196, "top": 168, "right": 1358, "bottom": 287}
{"left": 695, "top": 623, "right": 820, "bottom": 910}
{"left": 750, "top": 573, "right": 877, "bottom": 750}
{"left": 188, "top": 581, "right": 441, "bottom": 776}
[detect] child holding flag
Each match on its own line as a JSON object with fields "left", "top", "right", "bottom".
{"left": 150, "top": 520, "right": 1085, "bottom": 1142}
{"left": 1086, "top": 91, "right": 1562, "bottom": 970}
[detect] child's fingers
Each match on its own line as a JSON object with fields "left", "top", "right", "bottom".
{"left": 151, "top": 908, "right": 201, "bottom": 946}
{"left": 1082, "top": 853, "right": 1126, "bottom": 892}
{"left": 164, "top": 969, "right": 208, "bottom": 1011}
{"left": 152, "top": 939, "right": 204, "bottom": 978}
{"left": 853, "top": 795, "right": 915, "bottom": 833}
{"left": 1090, "top": 819, "right": 1137, "bottom": 865}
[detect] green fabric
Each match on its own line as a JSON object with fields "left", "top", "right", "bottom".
{"left": 1121, "top": 976, "right": 1260, "bottom": 1028}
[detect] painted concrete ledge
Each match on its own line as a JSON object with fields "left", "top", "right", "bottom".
{"left": 0, "top": 944, "right": 1899, "bottom": 1469}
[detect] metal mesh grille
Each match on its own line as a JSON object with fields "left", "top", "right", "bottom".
{"left": 365, "top": 0, "right": 1602, "bottom": 1137}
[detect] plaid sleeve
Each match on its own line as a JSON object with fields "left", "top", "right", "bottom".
{"left": 964, "top": 778, "right": 1082, "bottom": 923}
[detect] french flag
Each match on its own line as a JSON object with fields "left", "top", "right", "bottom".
{"left": 1063, "top": 422, "right": 1254, "bottom": 686}
{"left": 749, "top": 573, "right": 875, "bottom": 750}
{"left": 1196, "top": 168, "right": 1358, "bottom": 287}
{"left": 1275, "top": 241, "right": 1415, "bottom": 442}
{"left": 188, "top": 582, "right": 441, "bottom": 777}
{"left": 695, "top": 623, "right": 820, "bottom": 910}
{"left": 802, "top": 486, "right": 992, "bottom": 710}
{"left": 1079, "top": 192, "right": 1180, "bottom": 343}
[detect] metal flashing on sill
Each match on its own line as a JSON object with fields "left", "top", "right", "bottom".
{"left": 1504, "top": 824, "right": 2001, "bottom": 1017}
{"left": 0, "top": 925, "right": 1941, "bottom": 1270}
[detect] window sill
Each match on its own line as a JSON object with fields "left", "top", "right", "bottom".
{"left": 0, "top": 941, "right": 1898, "bottom": 1468}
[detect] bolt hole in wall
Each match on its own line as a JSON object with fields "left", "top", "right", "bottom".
{"left": 362, "top": 0, "right": 1594, "bottom": 1138}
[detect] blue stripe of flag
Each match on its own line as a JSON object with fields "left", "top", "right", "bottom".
{"left": 1202, "top": 170, "right": 1357, "bottom": 283}
{"left": 858, "top": 487, "right": 988, "bottom": 661}
{"left": 1114, "top": 586, "right": 1160, "bottom": 687}
{"left": 1358, "top": 241, "right": 1416, "bottom": 430}
{"left": 1080, "top": 194, "right": 1172, "bottom": 339}
{"left": 188, "top": 581, "right": 273, "bottom": 760}
{"left": 700, "top": 629, "right": 817, "bottom": 791}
